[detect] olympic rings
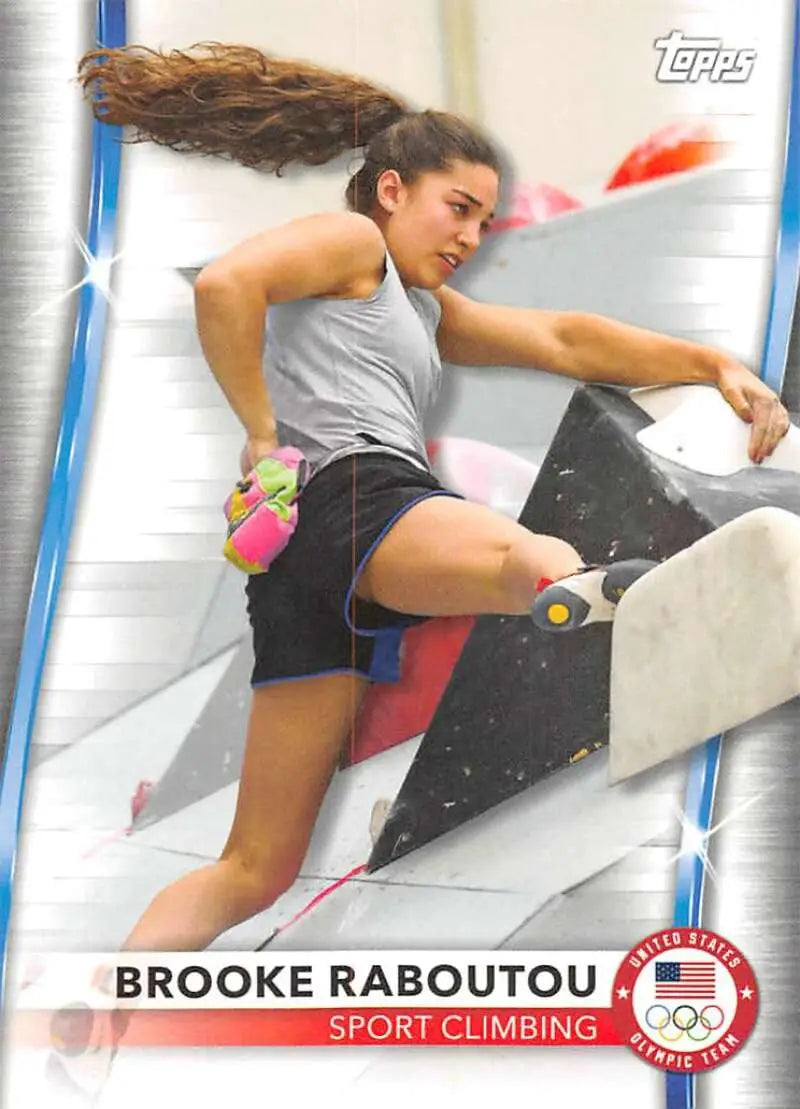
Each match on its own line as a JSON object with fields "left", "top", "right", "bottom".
{"left": 687, "top": 1019, "right": 712, "bottom": 1043}
{"left": 645, "top": 1005, "right": 670, "bottom": 1030}
{"left": 700, "top": 1005, "right": 724, "bottom": 1031}
{"left": 658, "top": 1019, "right": 685, "bottom": 1042}
{"left": 643, "top": 1006, "right": 665, "bottom": 1029}
{"left": 673, "top": 1005, "right": 699, "bottom": 1031}
{"left": 641, "top": 1003, "right": 726, "bottom": 1044}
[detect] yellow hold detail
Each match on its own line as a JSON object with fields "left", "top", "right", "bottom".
{"left": 569, "top": 742, "right": 604, "bottom": 765}
{"left": 547, "top": 602, "right": 571, "bottom": 625}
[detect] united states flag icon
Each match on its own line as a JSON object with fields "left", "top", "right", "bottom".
{"left": 655, "top": 961, "right": 716, "bottom": 999}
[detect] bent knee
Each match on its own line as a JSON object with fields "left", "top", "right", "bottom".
{"left": 219, "top": 841, "right": 304, "bottom": 911}
{"left": 497, "top": 532, "right": 584, "bottom": 610}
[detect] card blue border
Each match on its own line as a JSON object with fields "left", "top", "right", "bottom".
{"left": 0, "top": 0, "right": 126, "bottom": 1002}
{"left": 667, "top": 6, "right": 800, "bottom": 1106}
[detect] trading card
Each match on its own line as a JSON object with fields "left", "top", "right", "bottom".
{"left": 1, "top": 1, "right": 797, "bottom": 1106}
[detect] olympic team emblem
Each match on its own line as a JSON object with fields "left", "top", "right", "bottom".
{"left": 611, "top": 927, "right": 759, "bottom": 1071}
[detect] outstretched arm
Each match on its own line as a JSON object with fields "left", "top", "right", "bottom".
{"left": 436, "top": 287, "right": 790, "bottom": 463}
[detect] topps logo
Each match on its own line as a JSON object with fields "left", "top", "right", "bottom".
{"left": 655, "top": 30, "right": 756, "bottom": 83}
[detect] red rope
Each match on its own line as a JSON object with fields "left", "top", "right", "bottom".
{"left": 256, "top": 862, "right": 368, "bottom": 949}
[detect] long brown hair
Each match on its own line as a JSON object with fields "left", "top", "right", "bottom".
{"left": 78, "top": 42, "right": 501, "bottom": 212}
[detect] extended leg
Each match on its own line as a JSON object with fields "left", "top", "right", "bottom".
{"left": 356, "top": 495, "right": 584, "bottom": 616}
{"left": 123, "top": 672, "right": 367, "bottom": 951}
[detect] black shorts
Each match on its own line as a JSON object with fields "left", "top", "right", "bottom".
{"left": 245, "top": 451, "right": 460, "bottom": 687}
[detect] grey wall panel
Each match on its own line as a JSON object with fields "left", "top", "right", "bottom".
{"left": 187, "top": 566, "right": 249, "bottom": 672}
{"left": 501, "top": 839, "right": 679, "bottom": 951}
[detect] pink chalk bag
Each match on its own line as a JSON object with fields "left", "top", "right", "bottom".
{"left": 223, "top": 446, "right": 310, "bottom": 573}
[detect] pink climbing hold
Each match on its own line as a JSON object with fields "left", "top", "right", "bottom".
{"left": 488, "top": 182, "right": 583, "bottom": 232}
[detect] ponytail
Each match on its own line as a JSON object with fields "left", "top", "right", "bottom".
{"left": 77, "top": 42, "right": 408, "bottom": 172}
{"left": 78, "top": 43, "right": 501, "bottom": 211}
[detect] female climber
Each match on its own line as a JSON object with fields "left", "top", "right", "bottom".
{"left": 78, "top": 43, "right": 789, "bottom": 951}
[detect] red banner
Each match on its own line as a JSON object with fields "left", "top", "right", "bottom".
{"left": 17, "top": 1006, "right": 622, "bottom": 1048}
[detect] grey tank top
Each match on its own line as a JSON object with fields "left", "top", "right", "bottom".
{"left": 264, "top": 251, "right": 442, "bottom": 469}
